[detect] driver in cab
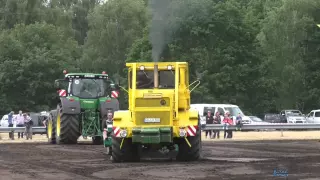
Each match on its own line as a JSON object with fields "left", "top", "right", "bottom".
{"left": 136, "top": 71, "right": 153, "bottom": 88}
{"left": 74, "top": 80, "right": 95, "bottom": 97}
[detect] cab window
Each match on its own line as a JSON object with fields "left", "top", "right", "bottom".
{"left": 309, "top": 112, "right": 315, "bottom": 117}
{"left": 218, "top": 107, "right": 225, "bottom": 115}
{"left": 136, "top": 70, "right": 175, "bottom": 89}
{"left": 203, "top": 107, "right": 216, "bottom": 116}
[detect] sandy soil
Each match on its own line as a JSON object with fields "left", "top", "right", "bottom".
{"left": 2, "top": 130, "right": 320, "bottom": 142}
{"left": 201, "top": 130, "right": 320, "bottom": 141}
{"left": 0, "top": 132, "right": 320, "bottom": 179}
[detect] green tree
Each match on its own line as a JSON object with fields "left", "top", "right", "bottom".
{"left": 0, "top": 22, "right": 81, "bottom": 113}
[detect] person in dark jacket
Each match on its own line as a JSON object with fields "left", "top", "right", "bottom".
{"left": 236, "top": 113, "right": 243, "bottom": 131}
{"left": 8, "top": 111, "right": 14, "bottom": 140}
{"left": 213, "top": 111, "right": 221, "bottom": 139}
{"left": 205, "top": 111, "right": 214, "bottom": 139}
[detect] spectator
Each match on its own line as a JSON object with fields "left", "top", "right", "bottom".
{"left": 8, "top": 111, "right": 14, "bottom": 140}
{"left": 223, "top": 111, "right": 233, "bottom": 139}
{"left": 24, "top": 113, "right": 33, "bottom": 140}
{"left": 205, "top": 111, "right": 214, "bottom": 139}
{"left": 229, "top": 116, "right": 234, "bottom": 138}
{"left": 236, "top": 113, "right": 243, "bottom": 131}
{"left": 213, "top": 111, "right": 221, "bottom": 139}
{"left": 102, "top": 112, "right": 113, "bottom": 129}
{"left": 43, "top": 115, "right": 49, "bottom": 138}
{"left": 14, "top": 110, "right": 25, "bottom": 139}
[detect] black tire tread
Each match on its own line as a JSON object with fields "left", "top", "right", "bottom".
{"left": 176, "top": 127, "right": 201, "bottom": 161}
{"left": 111, "top": 136, "right": 140, "bottom": 163}
{"left": 48, "top": 110, "right": 57, "bottom": 144}
{"left": 57, "top": 113, "right": 80, "bottom": 144}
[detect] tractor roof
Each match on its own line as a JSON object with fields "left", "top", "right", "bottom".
{"left": 126, "top": 62, "right": 187, "bottom": 67}
{"left": 65, "top": 73, "right": 109, "bottom": 79}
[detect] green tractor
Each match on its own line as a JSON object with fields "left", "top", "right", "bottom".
{"left": 47, "top": 70, "right": 120, "bottom": 145}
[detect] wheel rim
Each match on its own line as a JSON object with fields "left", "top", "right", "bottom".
{"left": 56, "top": 112, "right": 61, "bottom": 137}
{"left": 48, "top": 117, "right": 52, "bottom": 139}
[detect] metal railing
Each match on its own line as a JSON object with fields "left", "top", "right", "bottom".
{"left": 0, "top": 127, "right": 46, "bottom": 133}
{"left": 1, "top": 124, "right": 320, "bottom": 134}
{"left": 202, "top": 123, "right": 320, "bottom": 130}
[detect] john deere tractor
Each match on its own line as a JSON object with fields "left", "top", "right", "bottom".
{"left": 109, "top": 62, "right": 201, "bottom": 162}
{"left": 47, "top": 70, "right": 120, "bottom": 145}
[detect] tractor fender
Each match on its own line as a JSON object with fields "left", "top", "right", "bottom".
{"left": 60, "top": 97, "right": 81, "bottom": 114}
{"left": 100, "top": 98, "right": 120, "bottom": 117}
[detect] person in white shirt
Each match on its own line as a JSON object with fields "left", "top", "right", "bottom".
{"left": 14, "top": 110, "right": 25, "bottom": 139}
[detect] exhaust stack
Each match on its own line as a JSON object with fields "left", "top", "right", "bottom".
{"left": 154, "top": 63, "right": 159, "bottom": 88}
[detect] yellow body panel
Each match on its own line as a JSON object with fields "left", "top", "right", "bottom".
{"left": 113, "top": 62, "right": 199, "bottom": 139}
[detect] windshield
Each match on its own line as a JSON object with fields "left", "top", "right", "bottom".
{"left": 224, "top": 107, "right": 244, "bottom": 116}
{"left": 265, "top": 114, "right": 280, "bottom": 120}
{"left": 203, "top": 107, "right": 216, "bottom": 116}
{"left": 286, "top": 110, "right": 302, "bottom": 116}
{"left": 136, "top": 70, "right": 175, "bottom": 89}
{"left": 71, "top": 79, "right": 111, "bottom": 98}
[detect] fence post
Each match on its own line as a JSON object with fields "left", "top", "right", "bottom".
{"left": 281, "top": 129, "right": 284, "bottom": 137}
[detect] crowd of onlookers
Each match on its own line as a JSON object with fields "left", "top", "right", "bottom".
{"left": 203, "top": 110, "right": 243, "bottom": 139}
{"left": 5, "top": 110, "right": 34, "bottom": 140}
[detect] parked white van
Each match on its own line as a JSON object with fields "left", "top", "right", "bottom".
{"left": 190, "top": 104, "right": 251, "bottom": 125}
{"left": 306, "top": 109, "right": 320, "bottom": 123}
{"left": 0, "top": 114, "right": 17, "bottom": 127}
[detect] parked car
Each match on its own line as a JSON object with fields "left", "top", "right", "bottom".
{"left": 190, "top": 103, "right": 252, "bottom": 125}
{"left": 279, "top": 109, "right": 306, "bottom": 123}
{"left": 264, "top": 113, "right": 282, "bottom": 123}
{"left": 306, "top": 109, "right": 320, "bottom": 123}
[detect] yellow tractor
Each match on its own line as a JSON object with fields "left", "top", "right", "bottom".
{"left": 111, "top": 62, "right": 201, "bottom": 162}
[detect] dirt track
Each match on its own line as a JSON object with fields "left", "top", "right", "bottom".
{"left": 1, "top": 138, "right": 320, "bottom": 180}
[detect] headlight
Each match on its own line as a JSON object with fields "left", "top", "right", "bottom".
{"left": 167, "top": 65, "right": 173, "bottom": 70}
{"left": 139, "top": 65, "right": 145, "bottom": 70}
{"left": 179, "top": 129, "right": 186, "bottom": 137}
{"left": 120, "top": 130, "right": 127, "bottom": 138}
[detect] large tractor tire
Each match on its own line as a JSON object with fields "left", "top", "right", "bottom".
{"left": 111, "top": 136, "right": 140, "bottom": 163}
{"left": 55, "top": 107, "right": 80, "bottom": 144}
{"left": 48, "top": 110, "right": 57, "bottom": 144}
{"left": 176, "top": 126, "right": 202, "bottom": 161}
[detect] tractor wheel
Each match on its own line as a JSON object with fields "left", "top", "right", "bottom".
{"left": 176, "top": 127, "right": 201, "bottom": 161}
{"left": 111, "top": 136, "right": 140, "bottom": 163}
{"left": 92, "top": 136, "right": 103, "bottom": 145}
{"left": 55, "top": 108, "right": 80, "bottom": 144}
{"left": 48, "top": 110, "right": 57, "bottom": 144}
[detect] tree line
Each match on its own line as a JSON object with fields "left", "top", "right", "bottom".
{"left": 0, "top": 0, "right": 319, "bottom": 116}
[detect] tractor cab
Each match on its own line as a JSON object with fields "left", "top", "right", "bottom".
{"left": 54, "top": 70, "right": 120, "bottom": 99}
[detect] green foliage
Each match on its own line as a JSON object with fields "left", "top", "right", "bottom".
{"left": 0, "top": 22, "right": 81, "bottom": 113}
{"left": 0, "top": 0, "right": 320, "bottom": 116}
